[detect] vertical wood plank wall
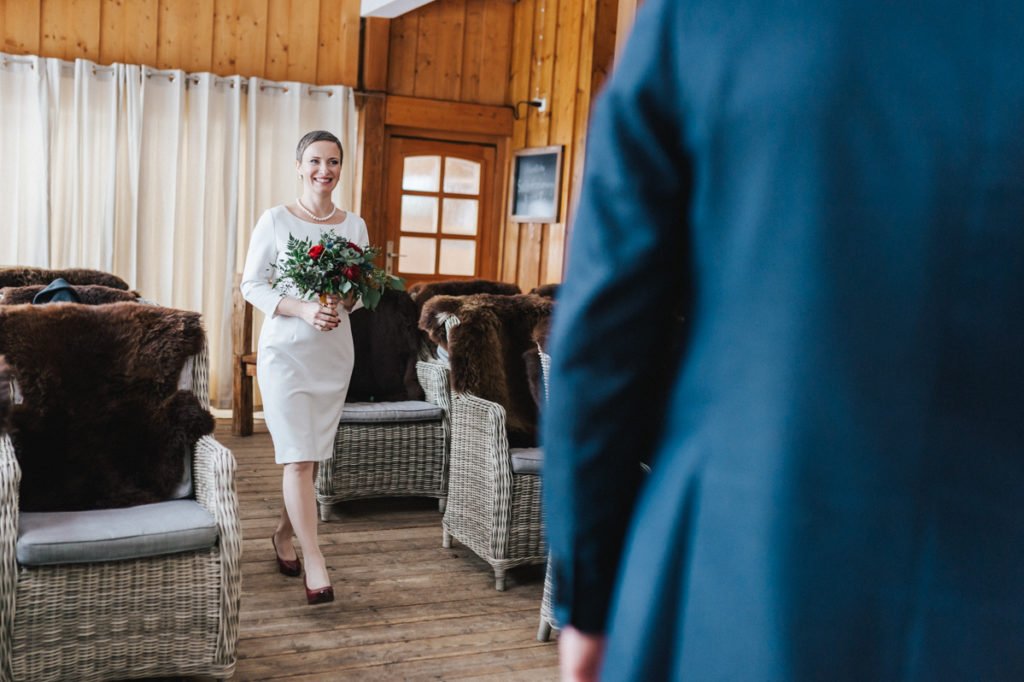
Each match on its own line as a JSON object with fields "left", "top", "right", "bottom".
{"left": 0, "top": 0, "right": 360, "bottom": 85}
{"left": 385, "top": 0, "right": 616, "bottom": 289}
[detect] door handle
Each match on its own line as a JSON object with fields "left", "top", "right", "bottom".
{"left": 385, "top": 240, "right": 406, "bottom": 276}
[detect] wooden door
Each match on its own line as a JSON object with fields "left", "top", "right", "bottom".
{"left": 384, "top": 136, "right": 500, "bottom": 283}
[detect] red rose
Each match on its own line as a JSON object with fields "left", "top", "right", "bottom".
{"left": 347, "top": 242, "right": 363, "bottom": 254}
{"left": 308, "top": 244, "right": 325, "bottom": 260}
{"left": 342, "top": 265, "right": 361, "bottom": 281}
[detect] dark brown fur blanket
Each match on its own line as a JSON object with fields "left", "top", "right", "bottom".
{"left": 348, "top": 289, "right": 426, "bottom": 402}
{"left": 0, "top": 267, "right": 130, "bottom": 290}
{"left": 0, "top": 303, "right": 213, "bottom": 511}
{"left": 0, "top": 284, "right": 139, "bottom": 305}
{"left": 419, "top": 293, "right": 553, "bottom": 447}
{"left": 0, "top": 356, "right": 10, "bottom": 433}
{"left": 408, "top": 279, "right": 521, "bottom": 310}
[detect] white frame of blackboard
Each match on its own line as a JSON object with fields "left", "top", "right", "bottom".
{"left": 509, "top": 145, "right": 563, "bottom": 223}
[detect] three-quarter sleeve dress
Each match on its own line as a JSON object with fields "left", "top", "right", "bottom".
{"left": 240, "top": 205, "right": 370, "bottom": 464}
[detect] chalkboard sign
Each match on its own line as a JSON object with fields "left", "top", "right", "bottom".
{"left": 510, "top": 146, "right": 563, "bottom": 223}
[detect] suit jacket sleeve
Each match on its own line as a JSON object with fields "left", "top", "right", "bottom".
{"left": 542, "top": 0, "right": 693, "bottom": 634}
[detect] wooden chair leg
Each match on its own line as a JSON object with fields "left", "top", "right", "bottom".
{"left": 232, "top": 356, "right": 253, "bottom": 437}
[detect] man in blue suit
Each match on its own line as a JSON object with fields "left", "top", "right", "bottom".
{"left": 543, "top": 0, "right": 1024, "bottom": 679}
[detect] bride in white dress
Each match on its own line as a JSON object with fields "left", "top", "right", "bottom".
{"left": 241, "top": 130, "right": 369, "bottom": 605}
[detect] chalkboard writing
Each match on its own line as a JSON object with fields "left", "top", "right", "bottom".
{"left": 510, "top": 146, "right": 562, "bottom": 222}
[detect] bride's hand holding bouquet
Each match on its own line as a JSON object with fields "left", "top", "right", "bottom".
{"left": 273, "top": 230, "right": 404, "bottom": 331}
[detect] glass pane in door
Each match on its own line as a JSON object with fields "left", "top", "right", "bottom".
{"left": 441, "top": 198, "right": 478, "bottom": 235}
{"left": 399, "top": 237, "right": 437, "bottom": 274}
{"left": 402, "top": 156, "right": 441, "bottom": 192}
{"left": 439, "top": 239, "right": 476, "bottom": 276}
{"left": 443, "top": 158, "right": 481, "bottom": 194}
{"left": 400, "top": 195, "right": 438, "bottom": 233}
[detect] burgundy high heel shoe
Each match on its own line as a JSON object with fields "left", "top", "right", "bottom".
{"left": 271, "top": 535, "right": 302, "bottom": 577}
{"left": 304, "top": 578, "right": 335, "bottom": 605}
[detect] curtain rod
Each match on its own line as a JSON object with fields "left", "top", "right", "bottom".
{"left": 1, "top": 54, "right": 335, "bottom": 96}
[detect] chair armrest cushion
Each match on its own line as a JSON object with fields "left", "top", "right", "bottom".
{"left": 340, "top": 401, "right": 444, "bottom": 424}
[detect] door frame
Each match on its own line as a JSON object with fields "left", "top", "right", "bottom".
{"left": 383, "top": 126, "right": 510, "bottom": 282}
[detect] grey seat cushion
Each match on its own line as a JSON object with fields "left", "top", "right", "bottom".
{"left": 510, "top": 447, "right": 543, "bottom": 476}
{"left": 17, "top": 499, "right": 218, "bottom": 566}
{"left": 340, "top": 400, "right": 443, "bottom": 424}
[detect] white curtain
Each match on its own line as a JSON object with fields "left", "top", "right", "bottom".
{"left": 0, "top": 52, "right": 357, "bottom": 409}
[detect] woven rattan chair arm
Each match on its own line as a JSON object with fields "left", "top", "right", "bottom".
{"left": 192, "top": 434, "right": 241, "bottom": 667}
{"left": 451, "top": 392, "right": 514, "bottom": 485}
{"left": 191, "top": 343, "right": 211, "bottom": 409}
{"left": 0, "top": 434, "right": 20, "bottom": 682}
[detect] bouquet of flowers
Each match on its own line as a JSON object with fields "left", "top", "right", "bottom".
{"left": 273, "top": 230, "right": 404, "bottom": 311}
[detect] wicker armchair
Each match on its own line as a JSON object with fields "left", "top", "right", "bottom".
{"left": 316, "top": 359, "right": 452, "bottom": 517}
{"left": 0, "top": 347, "right": 242, "bottom": 682}
{"left": 438, "top": 311, "right": 548, "bottom": 591}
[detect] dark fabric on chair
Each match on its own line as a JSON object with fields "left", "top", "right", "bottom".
{"left": 32, "top": 278, "right": 80, "bottom": 304}
{"left": 347, "top": 288, "right": 425, "bottom": 402}
{"left": 420, "top": 293, "right": 553, "bottom": 447}
{"left": 0, "top": 355, "right": 10, "bottom": 433}
{"left": 1, "top": 283, "right": 138, "bottom": 306}
{"left": 529, "top": 283, "right": 560, "bottom": 299}
{"left": 0, "top": 267, "right": 130, "bottom": 290}
{"left": 0, "top": 302, "right": 213, "bottom": 512}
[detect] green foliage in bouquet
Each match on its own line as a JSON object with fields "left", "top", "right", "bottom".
{"left": 273, "top": 230, "right": 404, "bottom": 310}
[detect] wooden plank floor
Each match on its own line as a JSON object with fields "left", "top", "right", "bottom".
{"left": 220, "top": 420, "right": 559, "bottom": 681}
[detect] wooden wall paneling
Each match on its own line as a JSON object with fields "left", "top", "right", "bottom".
{"left": 411, "top": 0, "right": 439, "bottom": 98}
{"left": 42, "top": 0, "right": 101, "bottom": 61}
{"left": 1, "top": 0, "right": 41, "bottom": 55}
{"left": 591, "top": 0, "right": 617, "bottom": 95}
{"left": 316, "top": 0, "right": 359, "bottom": 85}
{"left": 507, "top": 0, "right": 534, "bottom": 150}
{"left": 113, "top": 0, "right": 158, "bottom": 66}
{"left": 565, "top": 0, "right": 600, "bottom": 256}
{"left": 355, "top": 94, "right": 387, "bottom": 247}
{"left": 525, "top": 0, "right": 557, "bottom": 148}
{"left": 265, "top": 0, "right": 318, "bottom": 83}
{"left": 431, "top": 0, "right": 464, "bottom": 100}
{"left": 543, "top": 222, "right": 564, "bottom": 285}
{"left": 459, "top": 0, "right": 484, "bottom": 103}
{"left": 477, "top": 0, "right": 513, "bottom": 106}
{"left": 550, "top": 0, "right": 582, "bottom": 223}
{"left": 501, "top": 221, "right": 520, "bottom": 282}
{"left": 615, "top": 0, "right": 637, "bottom": 62}
{"left": 516, "top": 222, "right": 542, "bottom": 291}
{"left": 212, "top": 0, "right": 269, "bottom": 78}
{"left": 157, "top": 0, "right": 214, "bottom": 72}
{"left": 362, "top": 17, "right": 390, "bottom": 91}
{"left": 386, "top": 12, "right": 418, "bottom": 95}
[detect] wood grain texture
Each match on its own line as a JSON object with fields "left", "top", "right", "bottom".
{"left": 1, "top": 0, "right": 41, "bottom": 54}
{"left": 212, "top": 0, "right": 269, "bottom": 78}
{"left": 361, "top": 17, "right": 390, "bottom": 91}
{"left": 385, "top": 95, "right": 513, "bottom": 137}
{"left": 386, "top": 11, "right": 418, "bottom": 95}
{"left": 157, "top": 0, "right": 215, "bottom": 72}
{"left": 316, "top": 0, "right": 359, "bottom": 85}
{"left": 431, "top": 0, "right": 465, "bottom": 100}
{"left": 219, "top": 420, "right": 559, "bottom": 680}
{"left": 41, "top": 0, "right": 101, "bottom": 61}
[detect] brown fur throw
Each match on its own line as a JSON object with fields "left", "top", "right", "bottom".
{"left": 408, "top": 279, "right": 521, "bottom": 310}
{"left": 0, "top": 284, "right": 139, "bottom": 305}
{"left": 348, "top": 289, "right": 426, "bottom": 402}
{"left": 419, "top": 293, "right": 553, "bottom": 447}
{"left": 0, "top": 302, "right": 213, "bottom": 511}
{"left": 0, "top": 267, "right": 130, "bottom": 290}
{"left": 529, "top": 283, "right": 560, "bottom": 299}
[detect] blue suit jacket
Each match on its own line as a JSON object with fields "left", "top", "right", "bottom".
{"left": 543, "top": 0, "right": 1024, "bottom": 679}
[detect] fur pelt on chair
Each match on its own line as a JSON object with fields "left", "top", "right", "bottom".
{"left": 0, "top": 284, "right": 139, "bottom": 305}
{"left": 0, "top": 267, "right": 131, "bottom": 290}
{"left": 523, "top": 315, "right": 553, "bottom": 409}
{"left": 0, "top": 302, "right": 214, "bottom": 511}
{"left": 529, "top": 283, "right": 560, "bottom": 299}
{"left": 408, "top": 279, "right": 521, "bottom": 309}
{"left": 348, "top": 288, "right": 426, "bottom": 402}
{"left": 419, "top": 293, "right": 553, "bottom": 447}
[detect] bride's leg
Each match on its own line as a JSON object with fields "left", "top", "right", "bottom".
{"left": 282, "top": 461, "right": 330, "bottom": 589}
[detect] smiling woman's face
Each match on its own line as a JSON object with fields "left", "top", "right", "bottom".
{"left": 297, "top": 140, "right": 342, "bottom": 197}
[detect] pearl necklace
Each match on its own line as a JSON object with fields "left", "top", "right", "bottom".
{"left": 295, "top": 197, "right": 337, "bottom": 222}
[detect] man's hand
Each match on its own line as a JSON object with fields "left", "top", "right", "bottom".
{"left": 560, "top": 627, "right": 607, "bottom": 682}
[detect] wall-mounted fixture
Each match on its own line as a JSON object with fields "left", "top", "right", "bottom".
{"left": 513, "top": 98, "right": 547, "bottom": 120}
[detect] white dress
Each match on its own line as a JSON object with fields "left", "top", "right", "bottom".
{"left": 241, "top": 205, "right": 369, "bottom": 464}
